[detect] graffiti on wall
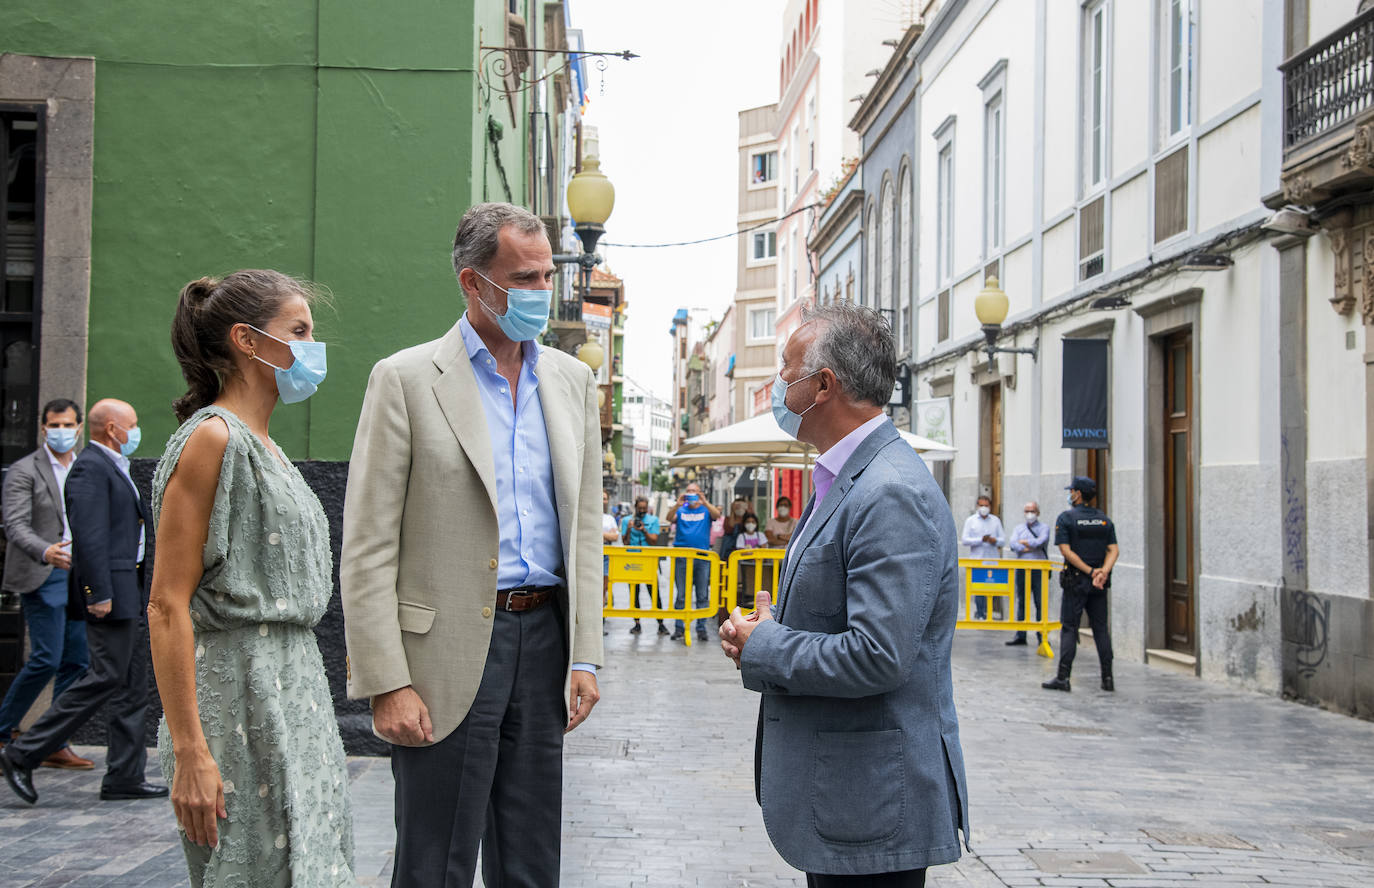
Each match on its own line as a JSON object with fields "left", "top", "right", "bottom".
{"left": 1281, "top": 435, "right": 1306, "bottom": 577}
{"left": 1285, "top": 589, "right": 1330, "bottom": 678}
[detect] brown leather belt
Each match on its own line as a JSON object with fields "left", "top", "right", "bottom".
{"left": 496, "top": 586, "right": 558, "bottom": 612}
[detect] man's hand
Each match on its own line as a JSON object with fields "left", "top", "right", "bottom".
{"left": 1091, "top": 568, "right": 1109, "bottom": 590}
{"left": 43, "top": 540, "right": 71, "bottom": 570}
{"left": 982, "top": 534, "right": 997, "bottom": 545}
{"left": 566, "top": 671, "right": 600, "bottom": 733}
{"left": 720, "top": 590, "right": 773, "bottom": 667}
{"left": 373, "top": 686, "right": 434, "bottom": 746}
{"left": 87, "top": 599, "right": 112, "bottom": 618}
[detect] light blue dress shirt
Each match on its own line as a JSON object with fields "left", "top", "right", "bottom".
{"left": 1009, "top": 519, "right": 1050, "bottom": 558}
{"left": 459, "top": 315, "right": 594, "bottom": 675}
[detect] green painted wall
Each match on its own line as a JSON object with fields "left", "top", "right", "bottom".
{"left": 6, "top": 0, "right": 543, "bottom": 459}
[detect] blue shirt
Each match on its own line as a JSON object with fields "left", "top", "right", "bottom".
{"left": 459, "top": 315, "right": 563, "bottom": 589}
{"left": 673, "top": 503, "right": 712, "bottom": 550}
{"left": 1010, "top": 519, "right": 1050, "bottom": 559}
{"left": 620, "top": 513, "right": 661, "bottom": 547}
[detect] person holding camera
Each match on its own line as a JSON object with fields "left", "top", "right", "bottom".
{"left": 620, "top": 496, "right": 667, "bottom": 636}
{"left": 669, "top": 483, "right": 719, "bottom": 642}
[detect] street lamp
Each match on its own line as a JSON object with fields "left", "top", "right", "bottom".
{"left": 576, "top": 339, "right": 605, "bottom": 371}
{"left": 973, "top": 276, "right": 1038, "bottom": 370}
{"left": 553, "top": 153, "right": 616, "bottom": 318}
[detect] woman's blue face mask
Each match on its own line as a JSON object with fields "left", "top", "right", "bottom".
{"left": 249, "top": 324, "right": 327, "bottom": 404}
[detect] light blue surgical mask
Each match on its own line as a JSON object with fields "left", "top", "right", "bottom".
{"left": 45, "top": 427, "right": 79, "bottom": 454}
{"left": 249, "top": 325, "right": 327, "bottom": 404}
{"left": 471, "top": 270, "right": 552, "bottom": 342}
{"left": 1067, "top": 492, "right": 1076, "bottom": 507}
{"left": 771, "top": 370, "right": 821, "bottom": 439}
{"left": 116, "top": 425, "right": 141, "bottom": 457}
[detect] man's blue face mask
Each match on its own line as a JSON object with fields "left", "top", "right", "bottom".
{"left": 770, "top": 370, "right": 821, "bottom": 439}
{"left": 471, "top": 270, "right": 552, "bottom": 342}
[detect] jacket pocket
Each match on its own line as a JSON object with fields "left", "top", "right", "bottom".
{"left": 811, "top": 729, "right": 905, "bottom": 845}
{"left": 397, "top": 601, "right": 436, "bottom": 635}
{"left": 797, "top": 542, "right": 845, "bottom": 617}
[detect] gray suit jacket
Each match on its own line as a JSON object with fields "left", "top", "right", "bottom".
{"left": 1, "top": 447, "right": 66, "bottom": 595}
{"left": 740, "top": 420, "right": 970, "bottom": 875}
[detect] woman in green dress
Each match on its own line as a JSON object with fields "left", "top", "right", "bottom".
{"left": 147, "top": 270, "right": 357, "bottom": 887}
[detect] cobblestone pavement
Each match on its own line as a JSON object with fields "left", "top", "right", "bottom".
{"left": 3, "top": 622, "right": 1374, "bottom": 886}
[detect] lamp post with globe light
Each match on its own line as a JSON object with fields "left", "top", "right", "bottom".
{"left": 973, "top": 276, "right": 1038, "bottom": 370}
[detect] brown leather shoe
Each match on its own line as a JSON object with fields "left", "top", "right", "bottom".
{"left": 41, "top": 746, "right": 94, "bottom": 770}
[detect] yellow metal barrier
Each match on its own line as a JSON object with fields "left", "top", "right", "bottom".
{"left": 958, "top": 558, "right": 1062, "bottom": 657}
{"left": 722, "top": 547, "right": 787, "bottom": 614}
{"left": 604, "top": 546, "right": 722, "bottom": 646}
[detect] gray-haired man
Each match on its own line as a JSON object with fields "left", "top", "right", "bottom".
{"left": 720, "top": 303, "right": 968, "bottom": 887}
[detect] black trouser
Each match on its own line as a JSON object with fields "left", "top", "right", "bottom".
{"left": 806, "top": 869, "right": 926, "bottom": 887}
{"left": 631, "top": 584, "right": 663, "bottom": 623}
{"left": 1059, "top": 573, "right": 1113, "bottom": 677}
{"left": 390, "top": 603, "right": 567, "bottom": 888}
{"left": 1013, "top": 567, "right": 1044, "bottom": 641}
{"left": 5, "top": 616, "right": 150, "bottom": 790}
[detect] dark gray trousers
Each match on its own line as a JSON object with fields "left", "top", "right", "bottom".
{"left": 7, "top": 616, "right": 150, "bottom": 790}
{"left": 390, "top": 604, "right": 567, "bottom": 888}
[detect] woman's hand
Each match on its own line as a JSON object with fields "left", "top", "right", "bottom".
{"left": 172, "top": 747, "right": 228, "bottom": 847}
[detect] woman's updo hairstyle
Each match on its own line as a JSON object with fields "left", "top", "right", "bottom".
{"left": 170, "top": 270, "right": 313, "bottom": 423}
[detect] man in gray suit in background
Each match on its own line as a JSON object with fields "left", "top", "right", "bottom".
{"left": 721, "top": 303, "right": 969, "bottom": 887}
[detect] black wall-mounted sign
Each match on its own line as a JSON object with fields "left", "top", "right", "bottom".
{"left": 1062, "top": 338, "right": 1109, "bottom": 449}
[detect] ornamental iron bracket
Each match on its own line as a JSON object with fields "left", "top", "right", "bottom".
{"left": 478, "top": 45, "right": 639, "bottom": 100}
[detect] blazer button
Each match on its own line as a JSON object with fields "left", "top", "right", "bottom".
{"left": 489, "top": 558, "right": 498, "bottom": 570}
{"left": 482, "top": 606, "right": 493, "bottom": 618}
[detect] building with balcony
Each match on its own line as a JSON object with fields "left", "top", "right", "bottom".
{"left": 820, "top": 0, "right": 1373, "bottom": 713}
{"left": 733, "top": 105, "right": 782, "bottom": 422}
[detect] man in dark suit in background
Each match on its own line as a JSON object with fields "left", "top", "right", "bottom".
{"left": 1, "top": 398, "right": 166, "bottom": 804}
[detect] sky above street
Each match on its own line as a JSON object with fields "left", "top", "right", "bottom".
{"left": 574, "top": 0, "right": 784, "bottom": 403}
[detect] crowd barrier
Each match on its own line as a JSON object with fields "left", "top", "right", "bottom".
{"left": 958, "top": 557, "right": 1062, "bottom": 657}
{"left": 604, "top": 548, "right": 1062, "bottom": 656}
{"left": 602, "top": 546, "right": 786, "bottom": 646}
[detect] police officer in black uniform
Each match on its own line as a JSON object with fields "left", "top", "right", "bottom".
{"left": 1042, "top": 476, "right": 1119, "bottom": 692}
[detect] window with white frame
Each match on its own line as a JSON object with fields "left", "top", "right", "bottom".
{"left": 880, "top": 178, "right": 895, "bottom": 319}
{"left": 749, "top": 306, "right": 776, "bottom": 340}
{"left": 790, "top": 228, "right": 799, "bottom": 302}
{"left": 1082, "top": 2, "right": 1107, "bottom": 191}
{"left": 792, "top": 124, "right": 801, "bottom": 191}
{"left": 780, "top": 140, "right": 789, "bottom": 207}
{"left": 983, "top": 92, "right": 1004, "bottom": 253}
{"left": 752, "top": 229, "right": 777, "bottom": 261}
{"left": 898, "top": 166, "right": 912, "bottom": 353}
{"left": 977, "top": 60, "right": 1007, "bottom": 259}
{"left": 779, "top": 240, "right": 788, "bottom": 305}
{"left": 865, "top": 202, "right": 878, "bottom": 308}
{"left": 936, "top": 141, "right": 954, "bottom": 284}
{"left": 1157, "top": 0, "right": 1192, "bottom": 148}
{"left": 751, "top": 151, "right": 777, "bottom": 185}
{"left": 807, "top": 93, "right": 817, "bottom": 170}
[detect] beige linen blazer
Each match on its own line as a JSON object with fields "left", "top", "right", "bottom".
{"left": 340, "top": 319, "right": 605, "bottom": 743}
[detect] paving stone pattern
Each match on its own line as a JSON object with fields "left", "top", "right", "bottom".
{"left": 3, "top": 624, "right": 1374, "bottom": 886}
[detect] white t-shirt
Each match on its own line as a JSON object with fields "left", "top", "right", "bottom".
{"left": 602, "top": 513, "right": 620, "bottom": 541}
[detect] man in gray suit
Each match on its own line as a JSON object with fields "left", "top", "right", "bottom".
{"left": 0, "top": 399, "right": 92, "bottom": 770}
{"left": 721, "top": 303, "right": 969, "bottom": 887}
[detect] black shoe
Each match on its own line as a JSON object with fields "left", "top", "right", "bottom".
{"left": 670, "top": 629, "right": 684, "bottom": 641}
{"left": 1005, "top": 636, "right": 1028, "bottom": 646}
{"left": 1101, "top": 675, "right": 1114, "bottom": 692}
{"left": 629, "top": 623, "right": 642, "bottom": 635}
{"left": 0, "top": 749, "right": 36, "bottom": 805}
{"left": 657, "top": 623, "right": 670, "bottom": 636}
{"left": 99, "top": 782, "right": 169, "bottom": 801}
{"left": 696, "top": 628, "right": 709, "bottom": 642}
{"left": 1041, "top": 676, "right": 1071, "bottom": 692}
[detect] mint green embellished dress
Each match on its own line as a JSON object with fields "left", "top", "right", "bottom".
{"left": 152, "top": 406, "right": 357, "bottom": 888}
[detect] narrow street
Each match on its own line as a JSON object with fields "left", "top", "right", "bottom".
{"left": 3, "top": 624, "right": 1372, "bottom": 886}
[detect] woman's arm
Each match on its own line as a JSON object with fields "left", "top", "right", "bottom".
{"left": 147, "top": 418, "right": 229, "bottom": 848}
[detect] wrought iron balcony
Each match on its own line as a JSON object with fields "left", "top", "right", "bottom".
{"left": 1279, "top": 8, "right": 1374, "bottom": 206}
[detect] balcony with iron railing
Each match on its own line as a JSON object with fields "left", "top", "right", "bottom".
{"left": 1279, "top": 8, "right": 1374, "bottom": 205}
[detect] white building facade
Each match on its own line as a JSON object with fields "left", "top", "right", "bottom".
{"left": 884, "top": 0, "right": 1370, "bottom": 710}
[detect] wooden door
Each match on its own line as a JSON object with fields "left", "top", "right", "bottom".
{"left": 1163, "top": 331, "right": 1194, "bottom": 654}
{"left": 980, "top": 383, "right": 1003, "bottom": 513}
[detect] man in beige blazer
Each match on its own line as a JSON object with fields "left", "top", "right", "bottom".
{"left": 341, "top": 202, "right": 604, "bottom": 887}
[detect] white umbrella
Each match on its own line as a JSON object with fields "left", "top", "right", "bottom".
{"left": 677, "top": 413, "right": 957, "bottom": 459}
